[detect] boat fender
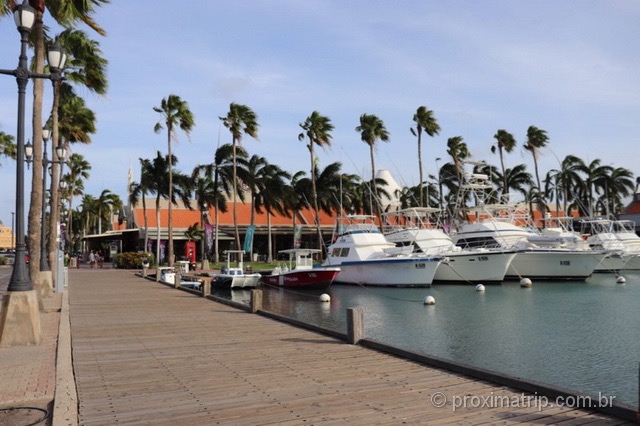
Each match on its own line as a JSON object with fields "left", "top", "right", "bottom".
{"left": 475, "top": 284, "right": 485, "bottom": 292}
{"left": 616, "top": 275, "right": 626, "bottom": 284}
{"left": 424, "top": 295, "right": 435, "bottom": 305}
{"left": 319, "top": 293, "right": 331, "bottom": 302}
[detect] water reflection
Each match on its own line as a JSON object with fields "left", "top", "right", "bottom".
{"left": 213, "top": 274, "right": 640, "bottom": 407}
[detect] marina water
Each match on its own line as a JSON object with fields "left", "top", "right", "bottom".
{"left": 216, "top": 272, "right": 640, "bottom": 407}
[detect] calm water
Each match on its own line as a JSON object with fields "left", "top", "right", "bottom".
{"left": 215, "top": 272, "right": 640, "bottom": 407}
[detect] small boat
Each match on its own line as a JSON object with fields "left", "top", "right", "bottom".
{"left": 210, "top": 250, "right": 262, "bottom": 289}
{"left": 159, "top": 267, "right": 202, "bottom": 289}
{"left": 263, "top": 248, "right": 340, "bottom": 289}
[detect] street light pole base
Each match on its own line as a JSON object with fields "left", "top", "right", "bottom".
{"left": 0, "top": 290, "right": 42, "bottom": 347}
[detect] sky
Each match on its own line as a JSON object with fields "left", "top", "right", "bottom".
{"left": 1, "top": 0, "right": 640, "bottom": 228}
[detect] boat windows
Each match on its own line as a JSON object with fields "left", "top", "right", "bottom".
{"left": 455, "top": 236, "right": 501, "bottom": 249}
{"left": 331, "top": 247, "right": 350, "bottom": 257}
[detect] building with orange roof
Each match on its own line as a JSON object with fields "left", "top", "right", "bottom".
{"left": 84, "top": 199, "right": 339, "bottom": 262}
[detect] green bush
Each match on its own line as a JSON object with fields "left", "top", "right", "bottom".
{"left": 114, "top": 252, "right": 155, "bottom": 269}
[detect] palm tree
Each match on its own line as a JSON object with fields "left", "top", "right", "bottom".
{"left": 191, "top": 164, "right": 225, "bottom": 264}
{"left": 356, "top": 113, "right": 390, "bottom": 216}
{"left": 220, "top": 103, "right": 259, "bottom": 253}
{"left": 284, "top": 171, "right": 310, "bottom": 248}
{"left": 129, "top": 158, "right": 153, "bottom": 253}
{"left": 577, "top": 159, "right": 613, "bottom": 217}
{"left": 446, "top": 136, "right": 470, "bottom": 182}
{"left": 144, "top": 151, "right": 192, "bottom": 264}
{"left": 63, "top": 153, "right": 91, "bottom": 243}
{"left": 602, "top": 167, "right": 634, "bottom": 215}
{"left": 94, "top": 189, "right": 122, "bottom": 235}
{"left": 523, "top": 126, "right": 549, "bottom": 194}
{"left": 48, "top": 29, "right": 108, "bottom": 267}
{"left": 491, "top": 129, "right": 516, "bottom": 200}
{"left": 253, "top": 163, "right": 291, "bottom": 262}
{"left": 153, "top": 94, "right": 195, "bottom": 266}
{"left": 0, "top": 131, "right": 16, "bottom": 161}
{"left": 298, "top": 111, "right": 333, "bottom": 254}
{"left": 555, "top": 155, "right": 584, "bottom": 215}
{"left": 410, "top": 106, "right": 440, "bottom": 207}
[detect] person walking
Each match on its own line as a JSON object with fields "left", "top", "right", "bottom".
{"left": 89, "top": 251, "right": 96, "bottom": 269}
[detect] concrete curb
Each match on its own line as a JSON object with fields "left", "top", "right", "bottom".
{"left": 52, "top": 289, "right": 77, "bottom": 426}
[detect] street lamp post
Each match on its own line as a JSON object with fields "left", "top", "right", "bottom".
{"left": 0, "top": 0, "right": 66, "bottom": 346}
{"left": 201, "top": 202, "right": 208, "bottom": 270}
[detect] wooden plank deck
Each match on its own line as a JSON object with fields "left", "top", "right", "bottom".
{"left": 68, "top": 269, "right": 634, "bottom": 425}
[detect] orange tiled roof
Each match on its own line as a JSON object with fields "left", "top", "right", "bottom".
{"left": 130, "top": 201, "right": 335, "bottom": 228}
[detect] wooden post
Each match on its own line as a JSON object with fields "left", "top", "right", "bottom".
{"left": 142, "top": 266, "right": 148, "bottom": 278}
{"left": 347, "top": 307, "right": 365, "bottom": 345}
{"left": 250, "top": 289, "right": 262, "bottom": 313}
{"left": 174, "top": 274, "right": 181, "bottom": 289}
{"left": 201, "top": 278, "right": 211, "bottom": 297}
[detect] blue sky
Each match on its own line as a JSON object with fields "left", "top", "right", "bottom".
{"left": 1, "top": 1, "right": 640, "bottom": 227}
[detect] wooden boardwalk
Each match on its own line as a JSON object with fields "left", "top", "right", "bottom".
{"left": 68, "top": 269, "right": 634, "bottom": 425}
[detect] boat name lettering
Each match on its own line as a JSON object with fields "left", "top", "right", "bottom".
{"left": 415, "top": 263, "right": 426, "bottom": 269}
{"left": 478, "top": 256, "right": 489, "bottom": 261}
{"left": 560, "top": 261, "right": 570, "bottom": 266}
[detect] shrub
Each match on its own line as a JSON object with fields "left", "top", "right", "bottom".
{"left": 114, "top": 252, "right": 155, "bottom": 269}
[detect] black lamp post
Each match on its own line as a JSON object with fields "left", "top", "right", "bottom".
{"left": 0, "top": 1, "right": 66, "bottom": 292}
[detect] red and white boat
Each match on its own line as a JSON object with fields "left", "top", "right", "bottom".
{"left": 263, "top": 249, "right": 340, "bottom": 289}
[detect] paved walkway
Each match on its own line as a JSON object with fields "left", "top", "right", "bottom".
{"left": 0, "top": 267, "right": 637, "bottom": 425}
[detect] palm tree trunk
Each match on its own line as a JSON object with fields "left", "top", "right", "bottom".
{"left": 142, "top": 197, "right": 149, "bottom": 252}
{"left": 167, "top": 134, "right": 174, "bottom": 266}
{"left": 155, "top": 198, "right": 161, "bottom": 264}
{"left": 417, "top": 131, "right": 423, "bottom": 207}
{"left": 267, "top": 212, "right": 273, "bottom": 263}
{"left": 47, "top": 81, "right": 62, "bottom": 272}
{"left": 310, "top": 145, "right": 322, "bottom": 256}
{"left": 232, "top": 139, "right": 240, "bottom": 251}
{"left": 28, "top": 14, "right": 48, "bottom": 302}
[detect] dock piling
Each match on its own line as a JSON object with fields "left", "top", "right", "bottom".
{"left": 347, "top": 307, "right": 365, "bottom": 344}
{"left": 250, "top": 289, "right": 263, "bottom": 313}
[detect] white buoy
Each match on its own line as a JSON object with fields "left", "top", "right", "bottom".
{"left": 616, "top": 276, "right": 626, "bottom": 284}
{"left": 475, "top": 284, "right": 485, "bottom": 292}
{"left": 319, "top": 293, "right": 331, "bottom": 302}
{"left": 424, "top": 295, "right": 435, "bottom": 305}
{"left": 520, "top": 278, "right": 533, "bottom": 288}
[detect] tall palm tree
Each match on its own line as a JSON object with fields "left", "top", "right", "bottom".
{"left": 220, "top": 103, "right": 259, "bottom": 253}
{"left": 153, "top": 94, "right": 195, "bottom": 266}
{"left": 356, "top": 113, "right": 389, "bottom": 216}
{"left": 446, "top": 136, "right": 470, "bottom": 182}
{"left": 48, "top": 29, "right": 108, "bottom": 268}
{"left": 410, "top": 106, "right": 440, "bottom": 207}
{"left": 299, "top": 111, "right": 333, "bottom": 254}
{"left": 491, "top": 129, "right": 516, "bottom": 201}
{"left": 523, "top": 125, "right": 549, "bottom": 194}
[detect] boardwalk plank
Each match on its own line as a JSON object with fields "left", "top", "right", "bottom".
{"left": 68, "top": 270, "right": 633, "bottom": 425}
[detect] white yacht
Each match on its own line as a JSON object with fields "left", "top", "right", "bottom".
{"left": 581, "top": 219, "right": 640, "bottom": 271}
{"left": 383, "top": 208, "right": 517, "bottom": 284}
{"left": 450, "top": 173, "right": 606, "bottom": 281}
{"left": 323, "top": 215, "right": 442, "bottom": 287}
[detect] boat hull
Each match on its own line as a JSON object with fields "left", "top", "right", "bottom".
{"left": 263, "top": 268, "right": 340, "bottom": 289}
{"left": 334, "top": 257, "right": 440, "bottom": 287}
{"left": 621, "top": 254, "right": 640, "bottom": 270}
{"left": 212, "top": 274, "right": 262, "bottom": 288}
{"left": 593, "top": 253, "right": 629, "bottom": 273}
{"left": 434, "top": 251, "right": 517, "bottom": 284}
{"left": 506, "top": 251, "right": 605, "bottom": 281}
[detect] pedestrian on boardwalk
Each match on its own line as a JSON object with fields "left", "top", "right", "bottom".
{"left": 89, "top": 251, "right": 96, "bottom": 269}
